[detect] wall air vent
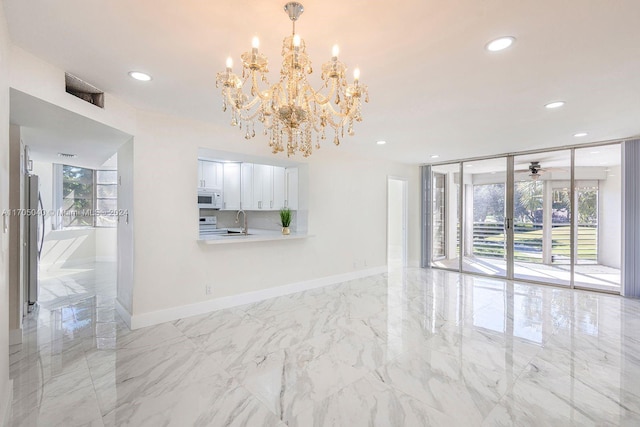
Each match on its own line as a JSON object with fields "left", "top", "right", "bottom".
{"left": 65, "top": 73, "right": 105, "bottom": 108}
{"left": 57, "top": 152, "right": 77, "bottom": 159}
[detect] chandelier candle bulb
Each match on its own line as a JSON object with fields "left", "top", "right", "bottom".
{"left": 226, "top": 57, "right": 233, "bottom": 72}
{"left": 332, "top": 44, "right": 339, "bottom": 60}
{"left": 353, "top": 68, "right": 360, "bottom": 83}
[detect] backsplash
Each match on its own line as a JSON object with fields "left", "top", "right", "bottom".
{"left": 199, "top": 209, "right": 297, "bottom": 231}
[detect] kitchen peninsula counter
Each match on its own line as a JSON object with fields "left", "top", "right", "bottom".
{"left": 198, "top": 228, "right": 310, "bottom": 245}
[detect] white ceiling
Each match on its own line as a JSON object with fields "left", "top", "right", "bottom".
{"left": 4, "top": 0, "right": 640, "bottom": 164}
{"left": 10, "top": 89, "right": 132, "bottom": 169}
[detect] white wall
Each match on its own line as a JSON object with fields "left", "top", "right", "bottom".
{"left": 128, "top": 110, "right": 420, "bottom": 319}
{"left": 9, "top": 46, "right": 136, "bottom": 137}
{"left": 7, "top": 125, "right": 21, "bottom": 336}
{"left": 117, "top": 139, "right": 134, "bottom": 315}
{"left": 387, "top": 178, "right": 404, "bottom": 264}
{"left": 598, "top": 165, "right": 621, "bottom": 268}
{"left": 0, "top": 0, "right": 13, "bottom": 422}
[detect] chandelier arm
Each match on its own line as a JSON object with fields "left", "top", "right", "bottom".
{"left": 321, "top": 101, "right": 352, "bottom": 120}
{"left": 308, "top": 79, "right": 338, "bottom": 106}
{"left": 224, "top": 89, "right": 264, "bottom": 113}
{"left": 251, "top": 72, "right": 274, "bottom": 101}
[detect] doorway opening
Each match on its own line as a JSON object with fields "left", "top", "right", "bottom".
{"left": 387, "top": 177, "right": 408, "bottom": 268}
{"left": 8, "top": 89, "right": 132, "bottom": 343}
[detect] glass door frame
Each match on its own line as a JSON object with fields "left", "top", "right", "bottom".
{"left": 428, "top": 140, "right": 623, "bottom": 294}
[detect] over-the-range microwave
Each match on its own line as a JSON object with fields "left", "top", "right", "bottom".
{"left": 198, "top": 190, "right": 222, "bottom": 209}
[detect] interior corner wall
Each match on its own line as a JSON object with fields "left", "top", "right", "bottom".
{"left": 0, "top": 0, "right": 13, "bottom": 422}
{"left": 129, "top": 110, "right": 420, "bottom": 320}
{"left": 117, "top": 138, "right": 134, "bottom": 317}
{"left": 8, "top": 125, "right": 21, "bottom": 336}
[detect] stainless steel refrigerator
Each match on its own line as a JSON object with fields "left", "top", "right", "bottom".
{"left": 25, "top": 174, "right": 42, "bottom": 310}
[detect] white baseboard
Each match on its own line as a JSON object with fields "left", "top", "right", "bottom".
{"left": 115, "top": 299, "right": 132, "bottom": 330}
{"left": 9, "top": 328, "right": 22, "bottom": 345}
{"left": 1, "top": 379, "right": 13, "bottom": 427}
{"left": 129, "top": 266, "right": 388, "bottom": 330}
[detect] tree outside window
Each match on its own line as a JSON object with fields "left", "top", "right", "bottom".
{"left": 62, "top": 165, "right": 94, "bottom": 227}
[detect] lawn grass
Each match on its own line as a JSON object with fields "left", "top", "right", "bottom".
{"left": 477, "top": 225, "right": 596, "bottom": 260}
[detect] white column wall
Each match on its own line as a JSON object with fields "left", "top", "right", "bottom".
{"left": 598, "top": 165, "right": 621, "bottom": 269}
{"left": 0, "top": 0, "right": 13, "bottom": 422}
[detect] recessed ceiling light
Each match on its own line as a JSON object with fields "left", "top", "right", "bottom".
{"left": 57, "top": 152, "right": 77, "bottom": 158}
{"left": 574, "top": 132, "right": 588, "bottom": 137}
{"left": 128, "top": 71, "right": 152, "bottom": 81}
{"left": 376, "top": 140, "right": 386, "bottom": 145}
{"left": 545, "top": 101, "right": 565, "bottom": 109}
{"left": 430, "top": 155, "right": 439, "bottom": 159}
{"left": 486, "top": 36, "right": 516, "bottom": 52}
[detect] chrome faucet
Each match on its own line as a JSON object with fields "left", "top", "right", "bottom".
{"left": 235, "top": 210, "right": 248, "bottom": 235}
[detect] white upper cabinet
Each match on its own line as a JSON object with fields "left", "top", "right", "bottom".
{"left": 223, "top": 163, "right": 241, "bottom": 210}
{"left": 198, "top": 160, "right": 222, "bottom": 189}
{"left": 286, "top": 167, "right": 299, "bottom": 210}
{"left": 252, "top": 164, "right": 273, "bottom": 210}
{"left": 272, "top": 166, "right": 286, "bottom": 210}
{"left": 201, "top": 160, "right": 298, "bottom": 211}
{"left": 240, "top": 163, "right": 253, "bottom": 210}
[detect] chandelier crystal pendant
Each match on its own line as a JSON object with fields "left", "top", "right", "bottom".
{"left": 215, "top": 2, "right": 369, "bottom": 157}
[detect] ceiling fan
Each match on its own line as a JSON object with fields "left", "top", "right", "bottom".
{"left": 514, "top": 161, "right": 552, "bottom": 181}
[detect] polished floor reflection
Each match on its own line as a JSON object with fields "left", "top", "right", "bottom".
{"left": 433, "top": 256, "right": 620, "bottom": 292}
{"left": 8, "top": 262, "right": 640, "bottom": 426}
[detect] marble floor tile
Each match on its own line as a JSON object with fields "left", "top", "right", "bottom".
{"left": 9, "top": 261, "right": 640, "bottom": 426}
{"left": 374, "top": 348, "right": 518, "bottom": 425}
{"left": 287, "top": 375, "right": 457, "bottom": 427}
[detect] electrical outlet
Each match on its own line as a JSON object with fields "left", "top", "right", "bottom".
{"left": 205, "top": 285, "right": 212, "bottom": 295}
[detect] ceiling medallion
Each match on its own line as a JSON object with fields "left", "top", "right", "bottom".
{"left": 216, "top": 2, "right": 369, "bottom": 157}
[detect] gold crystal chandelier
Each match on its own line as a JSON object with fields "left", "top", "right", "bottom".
{"left": 216, "top": 2, "right": 368, "bottom": 157}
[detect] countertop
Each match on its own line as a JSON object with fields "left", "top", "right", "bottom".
{"left": 198, "top": 228, "right": 311, "bottom": 245}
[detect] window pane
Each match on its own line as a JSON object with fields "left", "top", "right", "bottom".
{"left": 97, "top": 199, "right": 117, "bottom": 211}
{"left": 97, "top": 184, "right": 117, "bottom": 198}
{"left": 63, "top": 165, "right": 93, "bottom": 227}
{"left": 96, "top": 170, "right": 117, "bottom": 184}
{"left": 96, "top": 216, "right": 117, "bottom": 227}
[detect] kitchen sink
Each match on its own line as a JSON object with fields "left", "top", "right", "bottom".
{"left": 219, "top": 230, "right": 251, "bottom": 236}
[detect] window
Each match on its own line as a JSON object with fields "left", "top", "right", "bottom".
{"left": 96, "top": 170, "right": 118, "bottom": 227}
{"left": 60, "top": 165, "right": 117, "bottom": 228}
{"left": 62, "top": 165, "right": 94, "bottom": 227}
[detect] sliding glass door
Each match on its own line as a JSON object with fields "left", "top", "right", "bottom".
{"left": 461, "top": 158, "right": 507, "bottom": 278}
{"left": 573, "top": 144, "right": 621, "bottom": 292}
{"left": 430, "top": 164, "right": 460, "bottom": 271}
{"left": 429, "top": 143, "right": 622, "bottom": 293}
{"left": 512, "top": 150, "right": 572, "bottom": 287}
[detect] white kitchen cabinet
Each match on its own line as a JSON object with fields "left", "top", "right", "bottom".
{"left": 222, "top": 163, "right": 241, "bottom": 210}
{"left": 272, "top": 166, "right": 286, "bottom": 210}
{"left": 285, "top": 167, "right": 299, "bottom": 210}
{"left": 252, "top": 164, "right": 273, "bottom": 210}
{"left": 240, "top": 163, "right": 253, "bottom": 210}
{"left": 198, "top": 160, "right": 222, "bottom": 189}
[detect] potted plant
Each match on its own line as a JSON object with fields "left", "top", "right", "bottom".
{"left": 279, "top": 208, "right": 292, "bottom": 235}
